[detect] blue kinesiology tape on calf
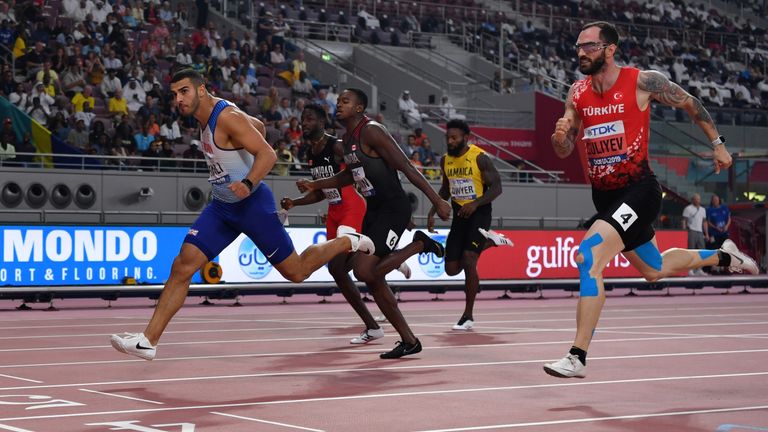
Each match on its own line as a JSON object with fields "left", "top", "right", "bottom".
{"left": 634, "top": 240, "right": 663, "bottom": 271}
{"left": 697, "top": 249, "right": 717, "bottom": 260}
{"left": 578, "top": 233, "right": 603, "bottom": 297}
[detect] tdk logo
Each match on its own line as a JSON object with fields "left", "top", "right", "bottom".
{"left": 584, "top": 121, "right": 624, "bottom": 139}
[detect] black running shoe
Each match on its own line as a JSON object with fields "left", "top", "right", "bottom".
{"left": 414, "top": 231, "right": 445, "bottom": 257}
{"left": 379, "top": 339, "right": 422, "bottom": 359}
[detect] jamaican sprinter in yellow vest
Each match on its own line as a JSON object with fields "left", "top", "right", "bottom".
{"left": 428, "top": 119, "right": 513, "bottom": 331}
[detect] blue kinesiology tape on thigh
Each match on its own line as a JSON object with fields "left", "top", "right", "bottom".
{"left": 698, "top": 249, "right": 717, "bottom": 260}
{"left": 634, "top": 240, "right": 663, "bottom": 271}
{"left": 578, "top": 233, "right": 603, "bottom": 297}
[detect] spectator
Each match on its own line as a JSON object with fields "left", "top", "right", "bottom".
{"left": 141, "top": 139, "right": 163, "bottom": 170}
{"left": 210, "top": 36, "right": 227, "bottom": 62}
{"left": 272, "top": 13, "right": 290, "bottom": 49}
{"left": 292, "top": 71, "right": 314, "bottom": 98}
{"left": 412, "top": 127, "right": 428, "bottom": 147}
{"left": 271, "top": 138, "right": 291, "bottom": 176}
{"left": 67, "top": 118, "right": 90, "bottom": 151}
{"left": 409, "top": 150, "right": 423, "bottom": 173}
{"left": 277, "top": 97, "right": 297, "bottom": 121}
{"left": 71, "top": 85, "right": 96, "bottom": 113}
{"left": 706, "top": 194, "right": 730, "bottom": 249}
{"left": 682, "top": 193, "right": 709, "bottom": 276}
{"left": 284, "top": 117, "right": 302, "bottom": 146}
{"left": 255, "top": 41, "right": 271, "bottom": 66}
{"left": 288, "top": 144, "right": 305, "bottom": 176}
{"left": 231, "top": 73, "right": 251, "bottom": 110}
{"left": 133, "top": 124, "right": 155, "bottom": 152}
{"left": 291, "top": 50, "right": 307, "bottom": 81}
{"left": 160, "top": 116, "right": 182, "bottom": 145}
{"left": 263, "top": 103, "right": 283, "bottom": 129}
{"left": 398, "top": 90, "right": 427, "bottom": 129}
{"left": 181, "top": 139, "right": 205, "bottom": 172}
{"left": 74, "top": 103, "right": 95, "bottom": 129}
{"left": 8, "top": 83, "right": 29, "bottom": 109}
{"left": 145, "top": 113, "right": 161, "bottom": 137}
{"left": 0, "top": 126, "right": 16, "bottom": 162}
{"left": 109, "top": 87, "right": 130, "bottom": 120}
{"left": 440, "top": 95, "right": 466, "bottom": 120}
{"left": 123, "top": 78, "right": 146, "bottom": 113}
{"left": 137, "top": 95, "right": 161, "bottom": 123}
{"left": 101, "top": 68, "right": 122, "bottom": 98}
{"left": 270, "top": 43, "right": 286, "bottom": 69}
{"left": 61, "top": 58, "right": 87, "bottom": 97}
{"left": 30, "top": 82, "right": 55, "bottom": 112}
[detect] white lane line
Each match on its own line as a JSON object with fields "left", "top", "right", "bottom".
{"left": 3, "top": 311, "right": 766, "bottom": 341}
{"left": 13, "top": 326, "right": 768, "bottom": 354}
{"left": 0, "top": 374, "right": 42, "bottom": 383}
{"left": 1, "top": 371, "right": 767, "bottom": 422}
{"left": 210, "top": 411, "right": 325, "bottom": 432}
{"left": 1, "top": 304, "right": 765, "bottom": 330}
{"left": 0, "top": 423, "right": 35, "bottom": 432}
{"left": 2, "top": 348, "right": 768, "bottom": 392}
{"left": 79, "top": 388, "right": 164, "bottom": 405}
{"left": 1, "top": 334, "right": 765, "bottom": 370}
{"left": 416, "top": 405, "right": 768, "bottom": 431}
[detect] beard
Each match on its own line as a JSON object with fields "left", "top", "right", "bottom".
{"left": 447, "top": 141, "right": 467, "bottom": 156}
{"left": 578, "top": 52, "right": 607, "bottom": 75}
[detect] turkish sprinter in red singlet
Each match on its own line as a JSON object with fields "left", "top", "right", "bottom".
{"left": 543, "top": 22, "right": 759, "bottom": 379}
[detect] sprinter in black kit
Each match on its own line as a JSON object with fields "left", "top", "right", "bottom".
{"left": 299, "top": 88, "right": 452, "bottom": 359}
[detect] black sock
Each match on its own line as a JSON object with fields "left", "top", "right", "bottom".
{"left": 717, "top": 250, "right": 731, "bottom": 267}
{"left": 569, "top": 346, "right": 587, "bottom": 365}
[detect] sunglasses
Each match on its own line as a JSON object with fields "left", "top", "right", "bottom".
{"left": 575, "top": 42, "right": 611, "bottom": 54}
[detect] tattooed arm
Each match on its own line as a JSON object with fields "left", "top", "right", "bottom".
{"left": 551, "top": 84, "right": 581, "bottom": 159}
{"left": 637, "top": 70, "right": 732, "bottom": 173}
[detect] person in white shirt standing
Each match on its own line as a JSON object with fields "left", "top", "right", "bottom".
{"left": 682, "top": 193, "right": 709, "bottom": 276}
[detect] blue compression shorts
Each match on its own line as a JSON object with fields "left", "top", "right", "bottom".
{"left": 184, "top": 183, "right": 294, "bottom": 265}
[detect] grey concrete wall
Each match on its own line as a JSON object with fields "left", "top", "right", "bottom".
{"left": 0, "top": 168, "right": 594, "bottom": 228}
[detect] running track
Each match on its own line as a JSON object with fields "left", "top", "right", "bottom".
{"left": 0, "top": 288, "right": 767, "bottom": 432}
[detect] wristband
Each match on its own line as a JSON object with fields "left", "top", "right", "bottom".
{"left": 241, "top": 178, "right": 254, "bottom": 190}
{"left": 712, "top": 135, "right": 726, "bottom": 146}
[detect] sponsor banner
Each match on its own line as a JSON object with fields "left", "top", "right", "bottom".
{"left": 438, "top": 124, "right": 537, "bottom": 160}
{"left": 0, "top": 226, "right": 198, "bottom": 286}
{"left": 470, "top": 126, "right": 537, "bottom": 161}
{"left": 477, "top": 230, "right": 687, "bottom": 279}
{"left": 0, "top": 226, "right": 688, "bottom": 286}
{"left": 217, "top": 228, "right": 465, "bottom": 283}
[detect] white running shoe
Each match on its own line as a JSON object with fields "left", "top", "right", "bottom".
{"left": 398, "top": 262, "right": 412, "bottom": 279}
{"left": 720, "top": 239, "right": 759, "bottom": 274}
{"left": 374, "top": 315, "right": 387, "bottom": 323}
{"left": 543, "top": 353, "right": 586, "bottom": 378}
{"left": 350, "top": 328, "right": 384, "bottom": 344}
{"left": 478, "top": 228, "right": 514, "bottom": 247}
{"left": 110, "top": 332, "right": 156, "bottom": 360}
{"left": 452, "top": 317, "right": 474, "bottom": 331}
{"left": 337, "top": 225, "right": 375, "bottom": 255}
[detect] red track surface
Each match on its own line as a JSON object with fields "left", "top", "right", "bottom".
{"left": 1, "top": 288, "right": 767, "bottom": 432}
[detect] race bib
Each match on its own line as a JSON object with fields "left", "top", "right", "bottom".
{"left": 207, "top": 160, "right": 231, "bottom": 185}
{"left": 584, "top": 120, "right": 628, "bottom": 167}
{"left": 449, "top": 178, "right": 477, "bottom": 201}
{"left": 351, "top": 166, "right": 375, "bottom": 197}
{"left": 323, "top": 188, "right": 342, "bottom": 204}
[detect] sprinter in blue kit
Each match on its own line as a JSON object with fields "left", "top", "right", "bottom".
{"left": 110, "top": 70, "right": 374, "bottom": 360}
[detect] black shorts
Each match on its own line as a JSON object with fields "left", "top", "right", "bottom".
{"left": 592, "top": 175, "right": 661, "bottom": 252}
{"left": 362, "top": 197, "right": 412, "bottom": 258}
{"left": 445, "top": 202, "right": 492, "bottom": 262}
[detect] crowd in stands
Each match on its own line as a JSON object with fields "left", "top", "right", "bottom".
{"left": 0, "top": 0, "right": 369, "bottom": 174}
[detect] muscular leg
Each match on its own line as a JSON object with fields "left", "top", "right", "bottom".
{"left": 354, "top": 253, "right": 417, "bottom": 345}
{"left": 144, "top": 243, "right": 209, "bottom": 345}
{"left": 328, "top": 253, "right": 379, "bottom": 330}
{"left": 571, "top": 220, "right": 625, "bottom": 351}
{"left": 459, "top": 251, "right": 480, "bottom": 319}
{"left": 375, "top": 239, "right": 427, "bottom": 277}
{"left": 273, "top": 237, "right": 352, "bottom": 282}
{"left": 624, "top": 237, "right": 721, "bottom": 282}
